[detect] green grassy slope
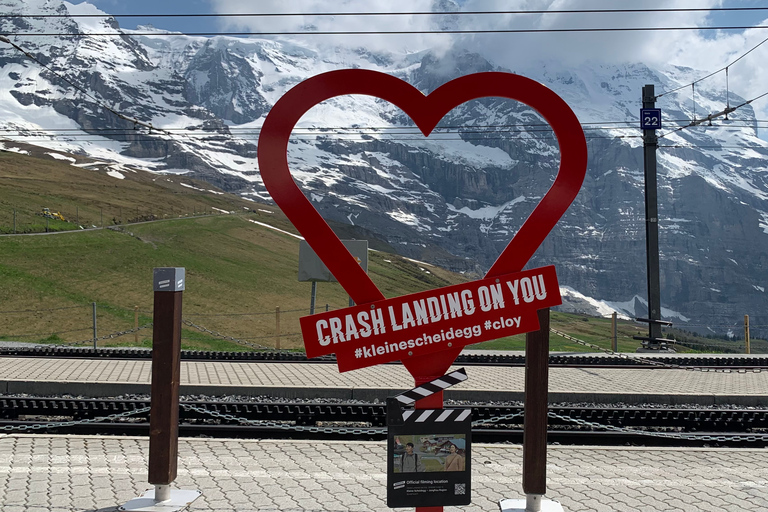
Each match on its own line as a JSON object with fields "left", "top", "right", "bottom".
{"left": 0, "top": 148, "right": 759, "bottom": 353}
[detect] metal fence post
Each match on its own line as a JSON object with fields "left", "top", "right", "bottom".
{"left": 612, "top": 312, "right": 618, "bottom": 352}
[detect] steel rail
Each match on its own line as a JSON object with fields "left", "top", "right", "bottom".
{"left": 1, "top": 397, "right": 766, "bottom": 447}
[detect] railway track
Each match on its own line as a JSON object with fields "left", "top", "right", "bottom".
{"left": 2, "top": 346, "right": 767, "bottom": 369}
{"left": 1, "top": 397, "right": 766, "bottom": 447}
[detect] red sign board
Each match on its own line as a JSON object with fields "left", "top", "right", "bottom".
{"left": 258, "top": 69, "right": 588, "bottom": 376}
{"left": 301, "top": 266, "right": 561, "bottom": 372}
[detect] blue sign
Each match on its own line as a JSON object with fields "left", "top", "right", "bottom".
{"left": 641, "top": 108, "right": 662, "bottom": 130}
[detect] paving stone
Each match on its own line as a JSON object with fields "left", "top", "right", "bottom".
{"left": 2, "top": 435, "right": 767, "bottom": 511}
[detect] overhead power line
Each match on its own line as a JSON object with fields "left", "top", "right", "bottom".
{"left": 6, "top": 25, "right": 768, "bottom": 37}
{"left": 0, "top": 35, "right": 164, "bottom": 136}
{"left": 658, "top": 89, "right": 768, "bottom": 139}
{"left": 1, "top": 120, "right": 766, "bottom": 135}
{"left": 1, "top": 33, "right": 765, "bottom": 153}
{"left": 4, "top": 7, "right": 768, "bottom": 18}
{"left": 657, "top": 35, "right": 768, "bottom": 99}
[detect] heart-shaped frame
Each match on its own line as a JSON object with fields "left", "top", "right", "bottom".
{"left": 259, "top": 69, "right": 587, "bottom": 311}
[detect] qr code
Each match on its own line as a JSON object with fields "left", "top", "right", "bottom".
{"left": 455, "top": 483, "right": 466, "bottom": 495}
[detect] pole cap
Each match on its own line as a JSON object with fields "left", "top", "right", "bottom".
{"left": 153, "top": 268, "right": 185, "bottom": 292}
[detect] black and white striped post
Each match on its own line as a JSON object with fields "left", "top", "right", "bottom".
{"left": 394, "top": 368, "right": 468, "bottom": 408}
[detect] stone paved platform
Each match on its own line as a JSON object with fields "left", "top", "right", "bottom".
{"left": 0, "top": 356, "right": 767, "bottom": 405}
{"left": 0, "top": 434, "right": 765, "bottom": 512}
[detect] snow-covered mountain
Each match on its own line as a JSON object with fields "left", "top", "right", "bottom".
{"left": 2, "top": 0, "right": 768, "bottom": 336}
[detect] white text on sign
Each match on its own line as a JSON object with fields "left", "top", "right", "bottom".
{"left": 315, "top": 274, "right": 548, "bottom": 346}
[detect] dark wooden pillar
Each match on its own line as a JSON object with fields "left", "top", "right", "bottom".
{"left": 149, "top": 268, "right": 185, "bottom": 487}
{"left": 522, "top": 308, "right": 550, "bottom": 496}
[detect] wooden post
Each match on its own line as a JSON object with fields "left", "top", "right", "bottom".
{"left": 523, "top": 308, "right": 550, "bottom": 506}
{"left": 611, "top": 311, "right": 618, "bottom": 352}
{"left": 275, "top": 306, "right": 281, "bottom": 349}
{"left": 149, "top": 267, "right": 185, "bottom": 498}
{"left": 745, "top": 315, "right": 751, "bottom": 354}
{"left": 134, "top": 306, "right": 139, "bottom": 344}
{"left": 92, "top": 302, "right": 97, "bottom": 349}
{"left": 310, "top": 282, "right": 317, "bottom": 315}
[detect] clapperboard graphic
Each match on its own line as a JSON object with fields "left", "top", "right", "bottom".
{"left": 387, "top": 369, "right": 472, "bottom": 508}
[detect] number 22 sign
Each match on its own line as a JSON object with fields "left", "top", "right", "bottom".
{"left": 641, "top": 108, "right": 662, "bottom": 130}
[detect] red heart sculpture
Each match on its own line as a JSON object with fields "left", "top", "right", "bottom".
{"left": 258, "top": 69, "right": 587, "bottom": 307}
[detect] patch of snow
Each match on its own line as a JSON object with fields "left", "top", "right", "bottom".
{"left": 1, "top": 146, "right": 29, "bottom": 155}
{"left": 759, "top": 212, "right": 768, "bottom": 234}
{"left": 387, "top": 209, "right": 431, "bottom": 232}
{"left": 45, "top": 152, "right": 76, "bottom": 163}
{"left": 257, "top": 209, "right": 273, "bottom": 214}
{"left": 447, "top": 196, "right": 527, "bottom": 221}
{"left": 106, "top": 169, "right": 125, "bottom": 179}
{"left": 559, "top": 286, "right": 631, "bottom": 319}
{"left": 754, "top": 285, "right": 765, "bottom": 293}
{"left": 157, "top": 169, "right": 191, "bottom": 175}
{"left": 247, "top": 219, "right": 303, "bottom": 240}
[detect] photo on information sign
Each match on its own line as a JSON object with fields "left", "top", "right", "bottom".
{"left": 387, "top": 417, "right": 472, "bottom": 508}
{"left": 392, "top": 434, "right": 467, "bottom": 473}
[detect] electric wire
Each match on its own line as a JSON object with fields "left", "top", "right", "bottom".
{"left": 7, "top": 25, "right": 768, "bottom": 37}
{"left": 657, "top": 34, "right": 768, "bottom": 99}
{"left": 1, "top": 35, "right": 765, "bottom": 146}
{"left": 0, "top": 35, "right": 163, "bottom": 135}
{"left": 4, "top": 7, "right": 768, "bottom": 19}
{"left": 658, "top": 90, "right": 768, "bottom": 139}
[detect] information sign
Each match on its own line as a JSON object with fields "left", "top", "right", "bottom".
{"left": 641, "top": 108, "right": 662, "bottom": 130}
{"left": 298, "top": 239, "right": 368, "bottom": 283}
{"left": 387, "top": 408, "right": 472, "bottom": 508}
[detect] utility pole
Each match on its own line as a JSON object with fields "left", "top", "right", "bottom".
{"left": 636, "top": 85, "right": 673, "bottom": 351}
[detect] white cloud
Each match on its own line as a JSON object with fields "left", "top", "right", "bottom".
{"left": 208, "top": 0, "right": 768, "bottom": 134}
{"left": 209, "top": 0, "right": 455, "bottom": 54}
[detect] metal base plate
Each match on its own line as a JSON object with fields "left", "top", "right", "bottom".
{"left": 499, "top": 498, "right": 565, "bottom": 512}
{"left": 119, "top": 489, "right": 202, "bottom": 512}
